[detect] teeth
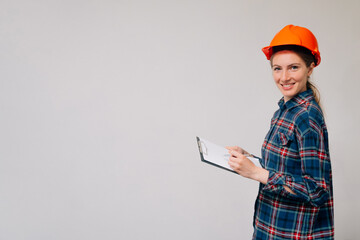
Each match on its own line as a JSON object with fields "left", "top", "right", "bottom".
{"left": 281, "top": 83, "right": 295, "bottom": 87}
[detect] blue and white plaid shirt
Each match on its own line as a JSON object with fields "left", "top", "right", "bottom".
{"left": 253, "top": 89, "right": 334, "bottom": 239}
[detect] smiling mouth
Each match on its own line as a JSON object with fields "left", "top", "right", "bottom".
{"left": 280, "top": 83, "right": 295, "bottom": 90}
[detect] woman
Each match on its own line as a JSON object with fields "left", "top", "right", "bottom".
{"left": 226, "top": 25, "right": 334, "bottom": 239}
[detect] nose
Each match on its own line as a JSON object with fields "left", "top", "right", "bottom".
{"left": 280, "top": 69, "right": 290, "bottom": 82}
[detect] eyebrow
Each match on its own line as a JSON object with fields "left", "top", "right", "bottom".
{"left": 272, "top": 63, "right": 301, "bottom": 67}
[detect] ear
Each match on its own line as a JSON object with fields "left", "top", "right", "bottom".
{"left": 307, "top": 62, "right": 315, "bottom": 77}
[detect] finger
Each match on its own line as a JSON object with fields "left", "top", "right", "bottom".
{"left": 229, "top": 156, "right": 242, "bottom": 165}
{"left": 229, "top": 156, "right": 236, "bottom": 162}
{"left": 225, "top": 146, "right": 236, "bottom": 151}
{"left": 228, "top": 146, "right": 246, "bottom": 154}
{"left": 230, "top": 150, "right": 243, "bottom": 158}
{"left": 228, "top": 159, "right": 237, "bottom": 169}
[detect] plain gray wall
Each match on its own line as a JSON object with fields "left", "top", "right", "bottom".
{"left": 1, "top": 0, "right": 359, "bottom": 239}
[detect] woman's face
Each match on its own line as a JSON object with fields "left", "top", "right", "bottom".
{"left": 271, "top": 50, "right": 314, "bottom": 102}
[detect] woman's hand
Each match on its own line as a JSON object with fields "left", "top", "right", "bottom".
{"left": 225, "top": 146, "right": 249, "bottom": 156}
{"left": 226, "top": 146, "right": 269, "bottom": 184}
{"left": 227, "top": 149, "right": 257, "bottom": 178}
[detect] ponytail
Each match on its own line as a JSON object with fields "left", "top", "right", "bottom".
{"left": 307, "top": 80, "right": 321, "bottom": 107}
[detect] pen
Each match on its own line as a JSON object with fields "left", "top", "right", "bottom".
{"left": 244, "top": 153, "right": 261, "bottom": 160}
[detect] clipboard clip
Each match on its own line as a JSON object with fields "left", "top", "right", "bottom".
{"left": 197, "top": 138, "right": 208, "bottom": 155}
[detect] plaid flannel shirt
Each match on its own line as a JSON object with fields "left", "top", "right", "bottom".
{"left": 252, "top": 89, "right": 334, "bottom": 240}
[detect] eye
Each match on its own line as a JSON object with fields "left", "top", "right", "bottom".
{"left": 290, "top": 65, "right": 299, "bottom": 70}
{"left": 273, "top": 67, "right": 281, "bottom": 71}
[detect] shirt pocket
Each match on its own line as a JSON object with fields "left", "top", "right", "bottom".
{"left": 268, "top": 129, "right": 299, "bottom": 173}
{"left": 275, "top": 130, "right": 294, "bottom": 147}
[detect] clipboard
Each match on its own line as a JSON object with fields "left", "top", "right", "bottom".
{"left": 196, "top": 136, "right": 262, "bottom": 175}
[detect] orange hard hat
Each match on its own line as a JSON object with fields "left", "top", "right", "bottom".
{"left": 262, "top": 25, "right": 321, "bottom": 66}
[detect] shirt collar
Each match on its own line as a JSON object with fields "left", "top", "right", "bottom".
{"left": 278, "top": 89, "right": 314, "bottom": 110}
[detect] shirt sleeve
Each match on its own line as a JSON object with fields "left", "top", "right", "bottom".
{"left": 262, "top": 128, "right": 331, "bottom": 207}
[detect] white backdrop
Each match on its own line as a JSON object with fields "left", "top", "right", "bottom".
{"left": 1, "top": 0, "right": 359, "bottom": 239}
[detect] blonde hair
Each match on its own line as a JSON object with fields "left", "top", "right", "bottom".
{"left": 307, "top": 80, "right": 321, "bottom": 107}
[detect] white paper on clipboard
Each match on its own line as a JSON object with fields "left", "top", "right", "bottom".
{"left": 196, "top": 136, "right": 261, "bottom": 174}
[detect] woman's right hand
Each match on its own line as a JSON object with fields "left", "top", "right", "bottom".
{"left": 225, "top": 146, "right": 249, "bottom": 156}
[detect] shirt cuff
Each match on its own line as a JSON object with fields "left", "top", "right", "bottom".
{"left": 262, "top": 170, "right": 294, "bottom": 197}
